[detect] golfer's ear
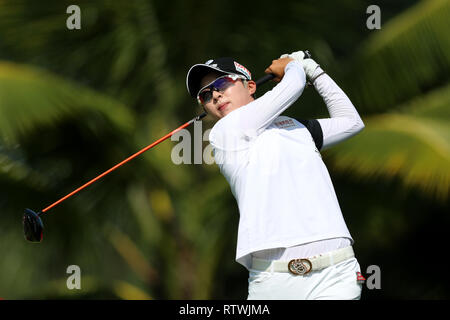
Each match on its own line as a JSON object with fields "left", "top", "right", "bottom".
{"left": 247, "top": 80, "right": 257, "bottom": 95}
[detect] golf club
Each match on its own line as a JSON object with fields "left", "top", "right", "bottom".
{"left": 22, "top": 70, "right": 285, "bottom": 242}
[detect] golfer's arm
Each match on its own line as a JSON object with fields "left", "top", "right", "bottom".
{"left": 312, "top": 68, "right": 365, "bottom": 150}
{"left": 235, "top": 61, "right": 306, "bottom": 137}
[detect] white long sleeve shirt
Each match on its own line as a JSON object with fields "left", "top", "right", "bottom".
{"left": 208, "top": 60, "right": 364, "bottom": 269}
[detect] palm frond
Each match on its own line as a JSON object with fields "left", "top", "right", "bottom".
{"left": 325, "top": 84, "right": 450, "bottom": 201}
{"left": 345, "top": 0, "right": 449, "bottom": 113}
{"left": 106, "top": 224, "right": 157, "bottom": 285}
{"left": 0, "top": 61, "right": 134, "bottom": 144}
{"left": 0, "top": 146, "right": 49, "bottom": 188}
{"left": 113, "top": 280, "right": 153, "bottom": 300}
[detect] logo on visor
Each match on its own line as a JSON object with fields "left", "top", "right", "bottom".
{"left": 205, "top": 60, "right": 218, "bottom": 68}
{"left": 234, "top": 62, "right": 251, "bottom": 79}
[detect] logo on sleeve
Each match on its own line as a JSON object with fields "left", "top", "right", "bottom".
{"left": 274, "top": 119, "right": 296, "bottom": 129}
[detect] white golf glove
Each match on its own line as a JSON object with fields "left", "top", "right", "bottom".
{"left": 280, "top": 50, "right": 320, "bottom": 81}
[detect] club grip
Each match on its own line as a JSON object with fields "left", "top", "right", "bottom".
{"left": 255, "top": 73, "right": 275, "bottom": 86}
{"left": 255, "top": 51, "right": 311, "bottom": 87}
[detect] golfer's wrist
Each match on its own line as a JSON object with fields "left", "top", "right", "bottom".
{"left": 310, "top": 66, "right": 325, "bottom": 82}
{"left": 285, "top": 59, "right": 302, "bottom": 73}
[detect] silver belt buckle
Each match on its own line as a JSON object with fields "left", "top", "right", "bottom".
{"left": 288, "top": 258, "right": 312, "bottom": 275}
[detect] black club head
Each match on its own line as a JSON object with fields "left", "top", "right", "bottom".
{"left": 23, "top": 208, "right": 44, "bottom": 242}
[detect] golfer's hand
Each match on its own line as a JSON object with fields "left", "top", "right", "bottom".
{"left": 265, "top": 57, "right": 294, "bottom": 82}
{"left": 281, "top": 50, "right": 319, "bottom": 80}
{"left": 280, "top": 51, "right": 305, "bottom": 61}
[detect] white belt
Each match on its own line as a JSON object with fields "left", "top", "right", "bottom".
{"left": 251, "top": 246, "right": 355, "bottom": 276}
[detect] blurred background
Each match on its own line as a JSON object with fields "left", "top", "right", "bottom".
{"left": 0, "top": 0, "right": 448, "bottom": 299}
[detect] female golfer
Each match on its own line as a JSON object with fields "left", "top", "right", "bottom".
{"left": 186, "top": 51, "right": 365, "bottom": 299}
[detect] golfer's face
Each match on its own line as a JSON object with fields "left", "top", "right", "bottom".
{"left": 200, "top": 73, "right": 253, "bottom": 120}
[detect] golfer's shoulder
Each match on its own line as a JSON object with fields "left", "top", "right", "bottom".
{"left": 208, "top": 113, "right": 238, "bottom": 145}
{"left": 210, "top": 109, "right": 241, "bottom": 134}
{"left": 209, "top": 111, "right": 255, "bottom": 151}
{"left": 209, "top": 114, "right": 228, "bottom": 139}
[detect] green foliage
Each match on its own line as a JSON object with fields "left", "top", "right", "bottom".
{"left": 0, "top": 0, "right": 448, "bottom": 300}
{"left": 345, "top": 0, "right": 450, "bottom": 113}
{"left": 327, "top": 0, "right": 450, "bottom": 202}
{"left": 0, "top": 61, "right": 134, "bottom": 144}
{"left": 326, "top": 84, "right": 450, "bottom": 201}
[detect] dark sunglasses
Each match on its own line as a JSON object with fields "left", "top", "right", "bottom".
{"left": 197, "top": 74, "right": 245, "bottom": 105}
{"left": 23, "top": 208, "right": 44, "bottom": 242}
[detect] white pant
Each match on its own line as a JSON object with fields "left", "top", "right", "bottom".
{"left": 247, "top": 257, "right": 362, "bottom": 300}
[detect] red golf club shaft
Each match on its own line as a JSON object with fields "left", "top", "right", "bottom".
{"left": 40, "top": 113, "right": 206, "bottom": 214}
{"left": 38, "top": 71, "right": 278, "bottom": 215}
